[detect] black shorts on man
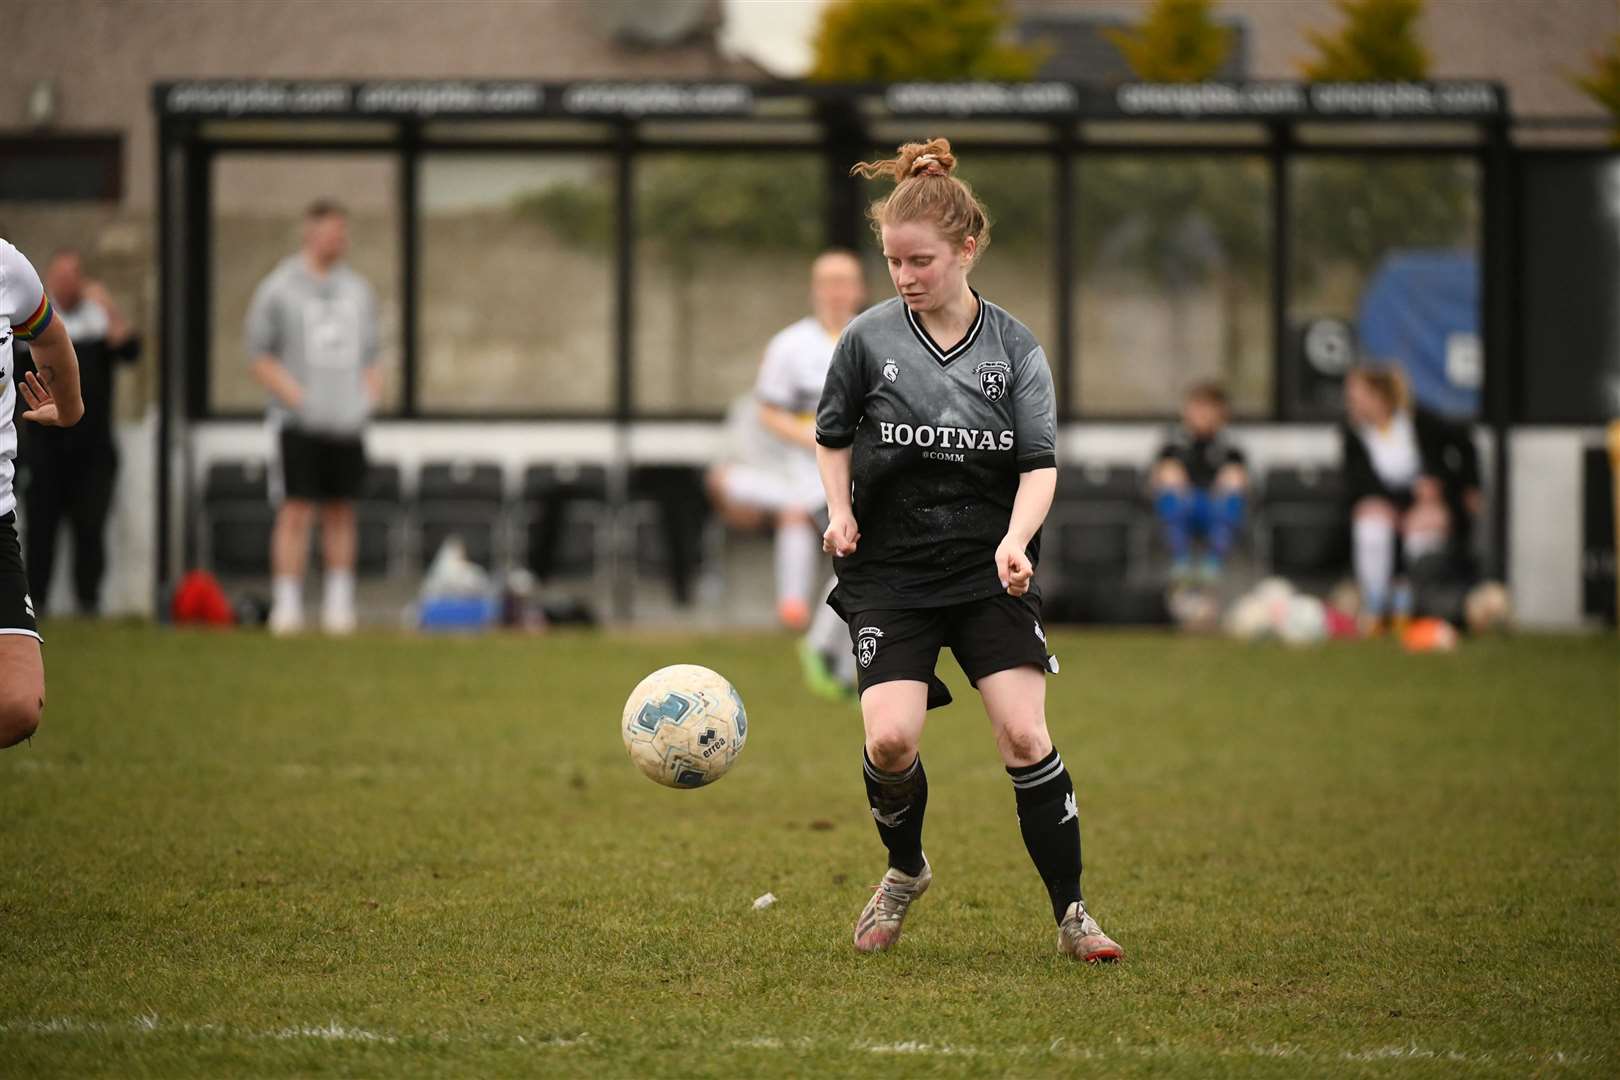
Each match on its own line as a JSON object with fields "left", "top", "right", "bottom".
{"left": 847, "top": 592, "right": 1055, "bottom": 709}
{"left": 277, "top": 428, "right": 367, "bottom": 502}
{"left": 0, "top": 512, "right": 39, "bottom": 639}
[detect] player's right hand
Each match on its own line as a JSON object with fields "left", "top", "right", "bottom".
{"left": 823, "top": 512, "right": 860, "bottom": 557}
{"left": 19, "top": 372, "right": 68, "bottom": 427}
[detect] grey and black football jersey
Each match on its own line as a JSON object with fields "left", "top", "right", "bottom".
{"left": 815, "top": 293, "right": 1057, "bottom": 614}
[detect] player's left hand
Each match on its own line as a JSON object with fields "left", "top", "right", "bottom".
{"left": 19, "top": 372, "right": 67, "bottom": 427}
{"left": 995, "top": 536, "right": 1034, "bottom": 597}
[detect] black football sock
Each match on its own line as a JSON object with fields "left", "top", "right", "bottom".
{"left": 1008, "top": 747, "right": 1083, "bottom": 923}
{"left": 863, "top": 750, "right": 928, "bottom": 877}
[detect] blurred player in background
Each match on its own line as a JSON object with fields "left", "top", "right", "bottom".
{"left": 21, "top": 250, "right": 140, "bottom": 617}
{"left": 0, "top": 237, "right": 84, "bottom": 747}
{"left": 707, "top": 250, "right": 865, "bottom": 632}
{"left": 1150, "top": 382, "right": 1248, "bottom": 588}
{"left": 1342, "top": 365, "right": 1480, "bottom": 633}
{"left": 246, "top": 200, "right": 381, "bottom": 636}
{"left": 817, "top": 140, "right": 1122, "bottom": 963}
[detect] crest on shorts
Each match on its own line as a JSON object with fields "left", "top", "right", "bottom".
{"left": 856, "top": 626, "right": 884, "bottom": 669}
{"left": 975, "top": 359, "right": 1011, "bottom": 402}
{"left": 882, "top": 360, "right": 899, "bottom": 384}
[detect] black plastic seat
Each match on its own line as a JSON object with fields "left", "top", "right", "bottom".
{"left": 1260, "top": 465, "right": 1347, "bottom": 579}
{"left": 202, "top": 460, "right": 273, "bottom": 575}
{"left": 417, "top": 459, "right": 505, "bottom": 570}
{"left": 356, "top": 462, "right": 403, "bottom": 577}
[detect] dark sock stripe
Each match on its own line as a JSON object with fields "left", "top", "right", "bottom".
{"left": 1006, "top": 747, "right": 1060, "bottom": 780}
{"left": 863, "top": 750, "right": 919, "bottom": 784}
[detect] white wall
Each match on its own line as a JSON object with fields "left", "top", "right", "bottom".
{"left": 1508, "top": 427, "right": 1609, "bottom": 629}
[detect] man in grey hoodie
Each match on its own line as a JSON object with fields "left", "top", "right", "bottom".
{"left": 245, "top": 200, "right": 381, "bottom": 635}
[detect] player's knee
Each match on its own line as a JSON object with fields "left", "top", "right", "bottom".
{"left": 1353, "top": 497, "right": 1396, "bottom": 524}
{"left": 1403, "top": 503, "right": 1450, "bottom": 538}
{"left": 280, "top": 500, "right": 315, "bottom": 528}
{"left": 1153, "top": 460, "right": 1190, "bottom": 491}
{"left": 1214, "top": 464, "right": 1248, "bottom": 494}
{"left": 865, "top": 726, "right": 917, "bottom": 772}
{"left": 705, "top": 466, "right": 729, "bottom": 504}
{"left": 0, "top": 691, "right": 41, "bottom": 748}
{"left": 997, "top": 717, "right": 1050, "bottom": 765}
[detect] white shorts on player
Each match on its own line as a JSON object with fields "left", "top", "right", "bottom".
{"left": 707, "top": 252, "right": 865, "bottom": 630}
{"left": 717, "top": 454, "right": 826, "bottom": 515}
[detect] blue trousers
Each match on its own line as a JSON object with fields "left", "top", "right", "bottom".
{"left": 1154, "top": 486, "right": 1246, "bottom": 561}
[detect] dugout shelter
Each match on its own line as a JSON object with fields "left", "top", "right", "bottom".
{"left": 150, "top": 78, "right": 1614, "bottom": 625}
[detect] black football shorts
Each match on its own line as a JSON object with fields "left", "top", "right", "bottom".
{"left": 845, "top": 592, "right": 1055, "bottom": 709}
{"left": 277, "top": 427, "right": 367, "bottom": 502}
{"left": 0, "top": 512, "right": 39, "bottom": 641}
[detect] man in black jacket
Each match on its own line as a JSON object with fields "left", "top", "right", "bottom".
{"left": 20, "top": 249, "right": 139, "bottom": 616}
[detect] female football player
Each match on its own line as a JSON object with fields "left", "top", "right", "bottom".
{"left": 1, "top": 236, "right": 84, "bottom": 747}
{"left": 815, "top": 140, "right": 1122, "bottom": 962}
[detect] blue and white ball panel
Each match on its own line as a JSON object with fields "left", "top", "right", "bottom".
{"left": 621, "top": 664, "right": 748, "bottom": 789}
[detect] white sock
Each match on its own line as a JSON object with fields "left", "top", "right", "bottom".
{"left": 775, "top": 520, "right": 817, "bottom": 607}
{"left": 1354, "top": 516, "right": 1395, "bottom": 617}
{"left": 272, "top": 576, "right": 302, "bottom": 616}
{"left": 323, "top": 568, "right": 356, "bottom": 617}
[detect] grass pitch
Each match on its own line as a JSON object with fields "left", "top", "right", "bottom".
{"left": 0, "top": 624, "right": 1615, "bottom": 1078}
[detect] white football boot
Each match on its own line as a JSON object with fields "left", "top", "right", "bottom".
{"left": 1057, "top": 901, "right": 1123, "bottom": 963}
{"left": 853, "top": 858, "right": 931, "bottom": 953}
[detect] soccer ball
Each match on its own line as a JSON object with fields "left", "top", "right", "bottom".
{"left": 1464, "top": 581, "right": 1511, "bottom": 634}
{"left": 1277, "top": 593, "right": 1328, "bottom": 646}
{"left": 621, "top": 664, "right": 748, "bottom": 789}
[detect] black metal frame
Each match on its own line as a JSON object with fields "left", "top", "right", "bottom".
{"left": 165, "top": 113, "right": 1500, "bottom": 428}
{"left": 151, "top": 79, "right": 1544, "bottom": 611}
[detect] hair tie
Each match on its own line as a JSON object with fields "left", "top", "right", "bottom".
{"left": 911, "top": 154, "right": 946, "bottom": 177}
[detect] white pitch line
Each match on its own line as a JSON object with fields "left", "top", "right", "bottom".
{"left": 0, "top": 1019, "right": 1598, "bottom": 1068}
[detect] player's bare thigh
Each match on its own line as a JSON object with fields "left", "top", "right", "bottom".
{"left": 0, "top": 633, "right": 45, "bottom": 748}
{"left": 978, "top": 665, "right": 1052, "bottom": 768}
{"left": 861, "top": 679, "right": 929, "bottom": 772}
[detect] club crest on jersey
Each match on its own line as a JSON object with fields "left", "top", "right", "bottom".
{"left": 975, "top": 358, "right": 1011, "bottom": 402}
{"left": 882, "top": 360, "right": 899, "bottom": 384}
{"left": 856, "top": 626, "right": 884, "bottom": 669}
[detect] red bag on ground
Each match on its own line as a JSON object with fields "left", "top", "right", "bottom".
{"left": 171, "top": 570, "right": 236, "bottom": 626}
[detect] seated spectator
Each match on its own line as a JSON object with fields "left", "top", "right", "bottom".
{"left": 1342, "top": 366, "right": 1481, "bottom": 632}
{"left": 1151, "top": 382, "right": 1248, "bottom": 587}
{"left": 706, "top": 250, "right": 865, "bottom": 630}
